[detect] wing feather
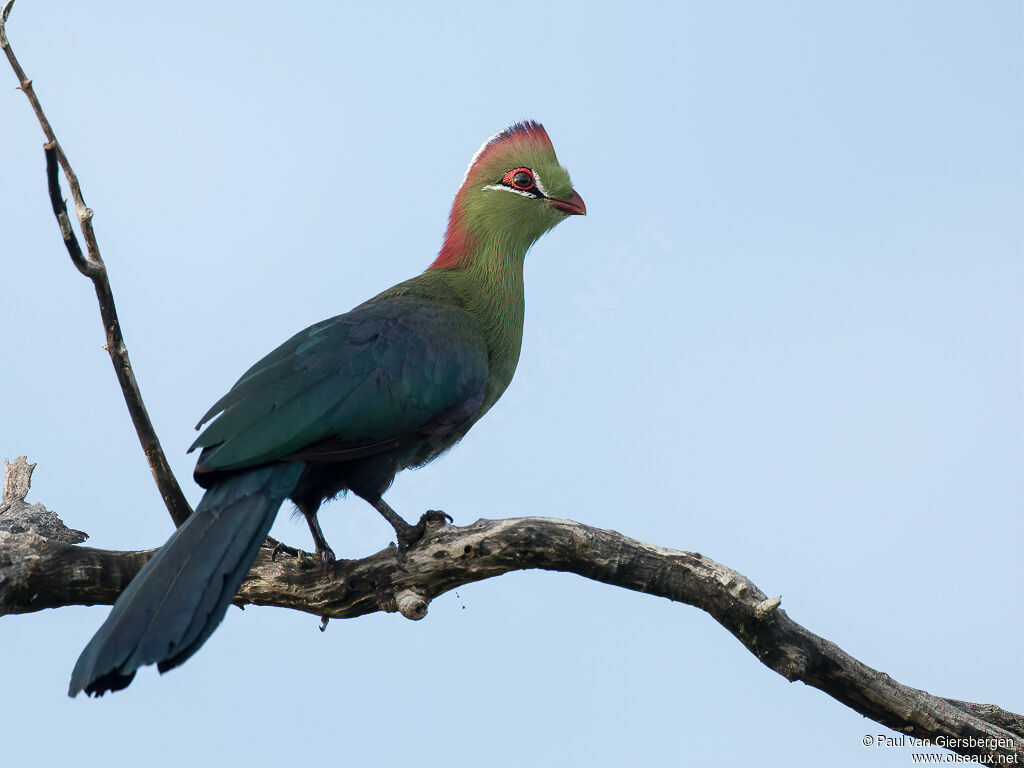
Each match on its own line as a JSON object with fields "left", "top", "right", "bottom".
{"left": 191, "top": 296, "right": 488, "bottom": 473}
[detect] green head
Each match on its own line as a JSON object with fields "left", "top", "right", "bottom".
{"left": 431, "top": 121, "right": 585, "bottom": 269}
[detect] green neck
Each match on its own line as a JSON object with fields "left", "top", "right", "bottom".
{"left": 440, "top": 236, "right": 528, "bottom": 414}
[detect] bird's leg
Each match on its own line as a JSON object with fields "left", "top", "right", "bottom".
{"left": 370, "top": 498, "right": 452, "bottom": 561}
{"left": 370, "top": 497, "right": 416, "bottom": 548}
{"left": 298, "top": 500, "right": 335, "bottom": 563}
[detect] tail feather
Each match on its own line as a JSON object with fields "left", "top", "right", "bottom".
{"left": 69, "top": 462, "right": 304, "bottom": 697}
{"left": 157, "top": 487, "right": 285, "bottom": 672}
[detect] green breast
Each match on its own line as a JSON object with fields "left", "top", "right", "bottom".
{"left": 383, "top": 250, "right": 527, "bottom": 425}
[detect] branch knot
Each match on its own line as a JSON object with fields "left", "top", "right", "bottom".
{"left": 754, "top": 595, "right": 782, "bottom": 620}
{"left": 380, "top": 588, "right": 429, "bottom": 620}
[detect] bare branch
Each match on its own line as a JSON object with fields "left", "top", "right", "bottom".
{"left": 0, "top": 466, "right": 1019, "bottom": 762}
{"left": 1, "top": 8, "right": 192, "bottom": 526}
{"left": 0, "top": 457, "right": 86, "bottom": 543}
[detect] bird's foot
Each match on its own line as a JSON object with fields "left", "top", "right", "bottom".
{"left": 394, "top": 510, "right": 453, "bottom": 563}
{"left": 314, "top": 543, "right": 336, "bottom": 564}
{"left": 370, "top": 498, "right": 452, "bottom": 566}
{"left": 422, "top": 509, "right": 454, "bottom": 528}
{"left": 265, "top": 537, "right": 334, "bottom": 565}
{"left": 266, "top": 537, "right": 299, "bottom": 562}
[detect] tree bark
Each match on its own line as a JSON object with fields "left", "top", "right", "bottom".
{"left": 1, "top": 457, "right": 1021, "bottom": 762}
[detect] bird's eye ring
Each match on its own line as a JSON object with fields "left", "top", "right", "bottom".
{"left": 503, "top": 168, "right": 535, "bottom": 191}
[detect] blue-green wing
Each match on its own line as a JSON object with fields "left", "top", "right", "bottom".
{"left": 190, "top": 296, "right": 488, "bottom": 472}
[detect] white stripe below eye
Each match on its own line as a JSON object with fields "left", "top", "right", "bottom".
{"left": 482, "top": 184, "right": 538, "bottom": 199}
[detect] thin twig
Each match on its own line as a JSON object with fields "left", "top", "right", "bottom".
{"left": 43, "top": 144, "right": 89, "bottom": 274}
{"left": 2, "top": 5, "right": 192, "bottom": 526}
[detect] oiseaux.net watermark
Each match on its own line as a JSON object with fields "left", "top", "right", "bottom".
{"left": 862, "top": 734, "right": 1019, "bottom": 764}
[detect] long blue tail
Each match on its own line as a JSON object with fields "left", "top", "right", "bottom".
{"left": 69, "top": 462, "right": 305, "bottom": 697}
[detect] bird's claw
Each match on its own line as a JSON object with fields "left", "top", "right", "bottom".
{"left": 423, "top": 509, "right": 454, "bottom": 526}
{"left": 269, "top": 539, "right": 299, "bottom": 562}
{"left": 316, "top": 546, "right": 337, "bottom": 565}
{"left": 266, "top": 538, "right": 334, "bottom": 565}
{"left": 393, "top": 510, "right": 452, "bottom": 566}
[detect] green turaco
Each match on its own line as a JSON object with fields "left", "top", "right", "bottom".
{"left": 69, "top": 121, "right": 585, "bottom": 697}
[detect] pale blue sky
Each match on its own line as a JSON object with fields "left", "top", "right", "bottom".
{"left": 2, "top": 2, "right": 1021, "bottom": 766}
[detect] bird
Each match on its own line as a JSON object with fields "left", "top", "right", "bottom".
{"left": 68, "top": 120, "right": 585, "bottom": 697}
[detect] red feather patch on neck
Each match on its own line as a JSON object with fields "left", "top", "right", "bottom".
{"left": 431, "top": 122, "right": 553, "bottom": 270}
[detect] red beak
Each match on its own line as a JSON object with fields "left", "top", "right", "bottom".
{"left": 550, "top": 189, "right": 586, "bottom": 216}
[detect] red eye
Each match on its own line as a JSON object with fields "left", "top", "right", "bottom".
{"left": 503, "top": 168, "right": 535, "bottom": 190}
